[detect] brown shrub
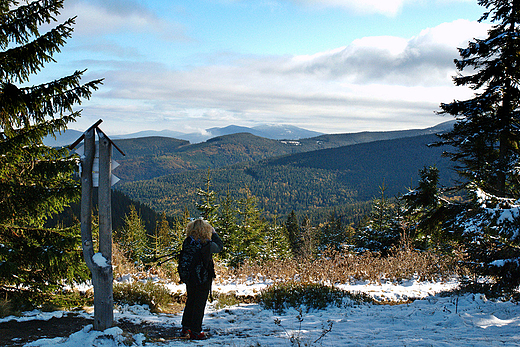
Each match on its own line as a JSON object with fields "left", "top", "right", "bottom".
{"left": 215, "top": 247, "right": 469, "bottom": 285}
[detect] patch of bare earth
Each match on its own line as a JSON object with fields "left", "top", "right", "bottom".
{"left": 0, "top": 314, "right": 186, "bottom": 346}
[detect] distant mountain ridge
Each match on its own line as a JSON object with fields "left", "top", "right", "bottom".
{"left": 298, "top": 120, "right": 455, "bottom": 148}
{"left": 128, "top": 124, "right": 324, "bottom": 143}
{"left": 43, "top": 120, "right": 454, "bottom": 148}
{"left": 43, "top": 124, "right": 324, "bottom": 146}
{"left": 106, "top": 121, "right": 454, "bottom": 182}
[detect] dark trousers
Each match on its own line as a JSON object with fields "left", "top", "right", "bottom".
{"left": 181, "top": 279, "right": 211, "bottom": 333}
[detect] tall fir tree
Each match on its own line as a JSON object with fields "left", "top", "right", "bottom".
{"left": 195, "top": 169, "right": 219, "bottom": 223}
{"left": 170, "top": 207, "right": 190, "bottom": 257}
{"left": 0, "top": 0, "right": 102, "bottom": 294}
{"left": 435, "top": 0, "right": 520, "bottom": 293}
{"left": 300, "top": 216, "right": 317, "bottom": 260}
{"left": 260, "top": 217, "right": 292, "bottom": 261}
{"left": 120, "top": 205, "right": 149, "bottom": 266}
{"left": 437, "top": 0, "right": 520, "bottom": 198}
{"left": 355, "top": 185, "right": 401, "bottom": 255}
{"left": 285, "top": 210, "right": 301, "bottom": 257}
{"left": 318, "top": 209, "right": 347, "bottom": 252}
{"left": 151, "top": 212, "right": 171, "bottom": 258}
{"left": 214, "top": 189, "right": 237, "bottom": 262}
{"left": 230, "top": 189, "right": 265, "bottom": 266}
{"left": 402, "top": 166, "right": 447, "bottom": 249}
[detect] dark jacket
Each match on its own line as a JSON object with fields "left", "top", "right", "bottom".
{"left": 181, "top": 232, "right": 223, "bottom": 285}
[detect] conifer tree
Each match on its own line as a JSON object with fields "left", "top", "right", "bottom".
{"left": 435, "top": 0, "right": 520, "bottom": 292}
{"left": 318, "top": 209, "right": 346, "bottom": 252}
{"left": 285, "top": 210, "right": 301, "bottom": 257}
{"left": 151, "top": 212, "right": 171, "bottom": 258}
{"left": 403, "top": 166, "right": 446, "bottom": 248}
{"left": 120, "top": 205, "right": 149, "bottom": 265}
{"left": 214, "top": 190, "right": 237, "bottom": 262}
{"left": 230, "top": 189, "right": 265, "bottom": 266}
{"left": 170, "top": 207, "right": 190, "bottom": 257}
{"left": 196, "top": 169, "right": 219, "bottom": 223}
{"left": 300, "top": 216, "right": 317, "bottom": 260}
{"left": 355, "top": 185, "right": 400, "bottom": 255}
{"left": 437, "top": 0, "right": 520, "bottom": 198}
{"left": 261, "top": 217, "right": 292, "bottom": 261}
{"left": 0, "top": 0, "right": 102, "bottom": 294}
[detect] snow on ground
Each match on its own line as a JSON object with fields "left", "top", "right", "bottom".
{"left": 5, "top": 280, "right": 520, "bottom": 346}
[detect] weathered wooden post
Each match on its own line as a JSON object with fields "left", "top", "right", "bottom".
{"left": 70, "top": 119, "right": 124, "bottom": 331}
{"left": 93, "top": 128, "right": 114, "bottom": 330}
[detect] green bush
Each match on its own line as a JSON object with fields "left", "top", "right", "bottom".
{"left": 259, "top": 282, "right": 364, "bottom": 313}
{"left": 113, "top": 281, "right": 174, "bottom": 313}
{"left": 0, "top": 288, "right": 93, "bottom": 317}
{"left": 42, "top": 290, "right": 93, "bottom": 312}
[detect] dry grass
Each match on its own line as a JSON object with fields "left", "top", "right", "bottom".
{"left": 111, "top": 243, "right": 469, "bottom": 309}
{"left": 215, "top": 247, "right": 469, "bottom": 285}
{"left": 0, "top": 299, "right": 12, "bottom": 318}
{"left": 112, "top": 242, "right": 138, "bottom": 278}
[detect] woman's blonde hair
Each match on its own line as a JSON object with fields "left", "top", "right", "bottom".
{"left": 186, "top": 218, "right": 213, "bottom": 241}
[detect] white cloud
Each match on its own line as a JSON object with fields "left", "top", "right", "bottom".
{"left": 61, "top": 0, "right": 187, "bottom": 40}
{"left": 285, "top": 0, "right": 477, "bottom": 16}
{"left": 289, "top": 0, "right": 409, "bottom": 15}
{"left": 78, "top": 19, "right": 489, "bottom": 134}
{"left": 278, "top": 19, "right": 488, "bottom": 86}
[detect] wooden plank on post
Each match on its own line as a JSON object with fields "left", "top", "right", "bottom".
{"left": 69, "top": 119, "right": 103, "bottom": 151}
{"left": 80, "top": 128, "right": 95, "bottom": 272}
{"left": 96, "top": 130, "right": 114, "bottom": 330}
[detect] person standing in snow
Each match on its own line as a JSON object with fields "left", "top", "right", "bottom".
{"left": 179, "top": 218, "right": 223, "bottom": 340}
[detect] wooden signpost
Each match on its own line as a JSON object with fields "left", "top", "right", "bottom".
{"left": 70, "top": 119, "right": 125, "bottom": 331}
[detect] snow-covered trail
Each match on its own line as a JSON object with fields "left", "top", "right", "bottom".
{"left": 5, "top": 280, "right": 520, "bottom": 346}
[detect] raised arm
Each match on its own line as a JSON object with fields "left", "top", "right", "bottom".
{"left": 209, "top": 231, "right": 224, "bottom": 254}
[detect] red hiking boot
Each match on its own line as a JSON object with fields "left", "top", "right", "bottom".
{"left": 190, "top": 331, "right": 208, "bottom": 340}
{"left": 180, "top": 327, "right": 191, "bottom": 338}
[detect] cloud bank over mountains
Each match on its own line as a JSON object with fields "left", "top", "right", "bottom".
{"left": 55, "top": 0, "right": 487, "bottom": 134}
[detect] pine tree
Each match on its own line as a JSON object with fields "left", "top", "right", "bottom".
{"left": 402, "top": 166, "right": 446, "bottom": 248}
{"left": 435, "top": 1, "right": 520, "bottom": 293}
{"left": 355, "top": 185, "right": 400, "bottom": 255}
{"left": 169, "top": 207, "right": 189, "bottom": 258}
{"left": 196, "top": 169, "right": 219, "bottom": 223}
{"left": 151, "top": 212, "right": 171, "bottom": 258}
{"left": 261, "top": 217, "right": 292, "bottom": 261}
{"left": 230, "top": 189, "right": 265, "bottom": 266}
{"left": 318, "top": 209, "right": 346, "bottom": 252}
{"left": 285, "top": 210, "right": 301, "bottom": 257}
{"left": 0, "top": 0, "right": 102, "bottom": 294}
{"left": 300, "top": 216, "right": 317, "bottom": 260}
{"left": 120, "top": 205, "right": 149, "bottom": 265}
{"left": 437, "top": 0, "right": 520, "bottom": 198}
{"left": 214, "top": 189, "right": 237, "bottom": 262}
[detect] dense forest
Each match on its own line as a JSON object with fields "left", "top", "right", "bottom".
{"left": 116, "top": 133, "right": 456, "bottom": 220}
{"left": 46, "top": 189, "right": 165, "bottom": 234}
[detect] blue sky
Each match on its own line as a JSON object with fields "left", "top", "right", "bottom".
{"left": 45, "top": 0, "right": 489, "bottom": 135}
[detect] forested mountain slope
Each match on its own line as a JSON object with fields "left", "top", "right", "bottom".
{"left": 117, "top": 133, "right": 455, "bottom": 219}
{"left": 111, "top": 121, "right": 454, "bottom": 182}
{"left": 112, "top": 133, "right": 304, "bottom": 181}
{"left": 111, "top": 137, "right": 191, "bottom": 181}
{"left": 299, "top": 120, "right": 454, "bottom": 149}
